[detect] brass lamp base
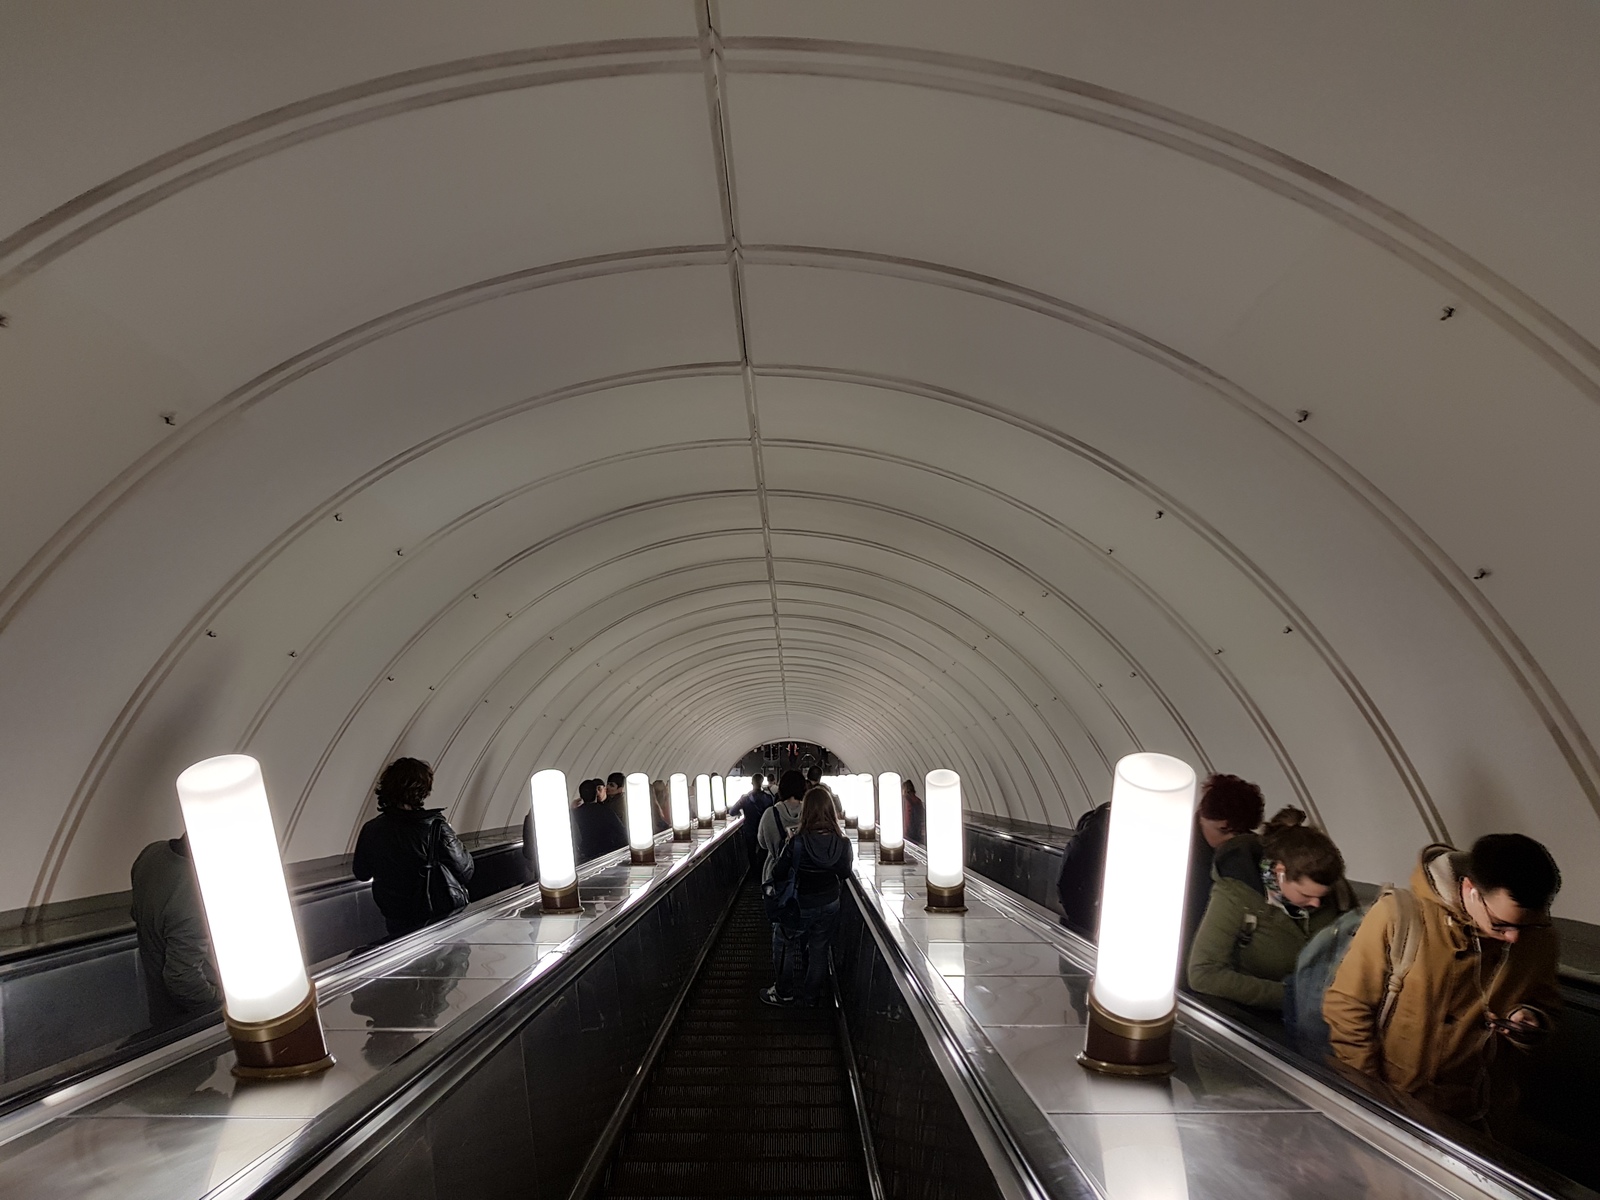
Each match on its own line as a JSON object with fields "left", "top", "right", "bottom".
{"left": 630, "top": 846, "right": 655, "bottom": 866}
{"left": 228, "top": 988, "right": 335, "bottom": 1080}
{"left": 697, "top": 817, "right": 713, "bottom": 830}
{"left": 845, "top": 817, "right": 858, "bottom": 829}
{"left": 672, "top": 828, "right": 692, "bottom": 842}
{"left": 540, "top": 881, "right": 582, "bottom": 913}
{"left": 878, "top": 844, "right": 905, "bottom": 864}
{"left": 1077, "top": 994, "right": 1176, "bottom": 1076}
{"left": 924, "top": 879, "right": 967, "bottom": 913}
{"left": 858, "top": 827, "right": 876, "bottom": 842}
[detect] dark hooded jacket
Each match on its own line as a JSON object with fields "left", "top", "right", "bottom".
{"left": 353, "top": 807, "right": 475, "bottom": 931}
{"left": 780, "top": 830, "right": 854, "bottom": 908}
{"left": 130, "top": 838, "right": 221, "bottom": 1024}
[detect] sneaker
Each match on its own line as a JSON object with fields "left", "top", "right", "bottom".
{"left": 759, "top": 985, "right": 796, "bottom": 1007}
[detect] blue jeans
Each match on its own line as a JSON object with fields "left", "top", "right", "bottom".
{"left": 774, "top": 899, "right": 841, "bottom": 1003}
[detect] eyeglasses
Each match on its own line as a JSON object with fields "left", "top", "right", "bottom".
{"left": 1469, "top": 887, "right": 1552, "bottom": 933}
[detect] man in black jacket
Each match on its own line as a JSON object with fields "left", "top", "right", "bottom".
{"left": 353, "top": 758, "right": 475, "bottom": 939}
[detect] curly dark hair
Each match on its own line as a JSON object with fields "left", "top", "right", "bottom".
{"left": 1196, "top": 773, "right": 1265, "bottom": 834}
{"left": 375, "top": 757, "right": 434, "bottom": 811}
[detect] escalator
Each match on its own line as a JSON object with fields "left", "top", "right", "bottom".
{"left": 595, "top": 881, "right": 872, "bottom": 1199}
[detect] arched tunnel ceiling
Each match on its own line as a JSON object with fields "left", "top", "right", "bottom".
{"left": 3, "top": 2, "right": 1599, "bottom": 917}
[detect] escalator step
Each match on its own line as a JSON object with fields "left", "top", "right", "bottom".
{"left": 596, "top": 880, "right": 869, "bottom": 1199}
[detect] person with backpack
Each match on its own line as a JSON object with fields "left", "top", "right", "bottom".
{"left": 757, "top": 769, "right": 807, "bottom": 882}
{"left": 728, "top": 772, "right": 773, "bottom": 856}
{"left": 1322, "top": 835, "right": 1562, "bottom": 1128}
{"left": 353, "top": 757, "right": 475, "bottom": 940}
{"left": 1187, "top": 808, "right": 1354, "bottom": 1010}
{"left": 761, "top": 786, "right": 855, "bottom": 1007}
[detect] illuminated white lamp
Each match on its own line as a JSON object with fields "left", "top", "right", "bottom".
{"left": 711, "top": 773, "right": 727, "bottom": 820}
{"left": 877, "top": 772, "right": 904, "bottom": 863}
{"left": 175, "top": 755, "right": 333, "bottom": 1079}
{"left": 530, "top": 769, "right": 582, "bottom": 912}
{"left": 856, "top": 773, "right": 876, "bottom": 842}
{"left": 694, "top": 774, "right": 713, "bottom": 829}
{"left": 1079, "top": 752, "right": 1197, "bottom": 1077}
{"left": 624, "top": 771, "right": 655, "bottom": 865}
{"left": 669, "top": 772, "right": 692, "bottom": 842}
{"left": 923, "top": 769, "right": 966, "bottom": 912}
{"left": 836, "top": 775, "right": 858, "bottom": 828}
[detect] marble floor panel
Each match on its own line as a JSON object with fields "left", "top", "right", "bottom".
{"left": 923, "top": 940, "right": 1088, "bottom": 977}
{"left": 937, "top": 974, "right": 1091, "bottom": 1027}
{"left": 1048, "top": 1110, "right": 1451, "bottom": 1200}
{"left": 384, "top": 941, "right": 547, "bottom": 980}
{"left": 983, "top": 1024, "right": 1309, "bottom": 1116}
{"left": 894, "top": 916, "right": 1045, "bottom": 944}
{"left": 318, "top": 975, "right": 509, "bottom": 1031}
{"left": 0, "top": 1115, "right": 308, "bottom": 1200}
{"left": 78, "top": 1029, "right": 406, "bottom": 1120}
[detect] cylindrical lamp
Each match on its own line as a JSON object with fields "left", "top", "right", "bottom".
{"left": 855, "top": 773, "right": 876, "bottom": 841}
{"left": 1079, "top": 752, "right": 1196, "bottom": 1077}
{"left": 877, "top": 772, "right": 904, "bottom": 862}
{"left": 694, "top": 773, "right": 713, "bottom": 829}
{"left": 836, "top": 775, "right": 858, "bottom": 828}
{"left": 530, "top": 769, "right": 583, "bottom": 912}
{"left": 711, "top": 773, "right": 727, "bottom": 820}
{"left": 923, "top": 769, "right": 966, "bottom": 911}
{"left": 624, "top": 771, "right": 655, "bottom": 865}
{"left": 669, "top": 772, "right": 692, "bottom": 842}
{"left": 176, "top": 755, "right": 333, "bottom": 1079}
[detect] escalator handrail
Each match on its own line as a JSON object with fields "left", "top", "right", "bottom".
{"left": 844, "top": 870, "right": 1098, "bottom": 1200}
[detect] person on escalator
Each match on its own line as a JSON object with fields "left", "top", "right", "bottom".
{"left": 1187, "top": 808, "right": 1354, "bottom": 1010}
{"left": 130, "top": 833, "right": 221, "bottom": 1027}
{"left": 1182, "top": 773, "right": 1267, "bottom": 978}
{"left": 903, "top": 776, "right": 925, "bottom": 844}
{"left": 729, "top": 772, "right": 773, "bottom": 854}
{"left": 1322, "top": 834, "right": 1561, "bottom": 1131}
{"left": 353, "top": 757, "right": 475, "bottom": 940}
{"left": 571, "top": 776, "right": 627, "bottom": 861}
{"left": 757, "top": 769, "right": 807, "bottom": 882}
{"left": 762, "top": 786, "right": 855, "bottom": 1007}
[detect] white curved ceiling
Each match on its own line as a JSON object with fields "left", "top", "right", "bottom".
{"left": 3, "top": 2, "right": 1599, "bottom": 917}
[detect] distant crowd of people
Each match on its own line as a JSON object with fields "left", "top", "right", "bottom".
{"left": 1056, "top": 771, "right": 1563, "bottom": 1139}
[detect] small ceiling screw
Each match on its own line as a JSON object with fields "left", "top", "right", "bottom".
{"left": 0, "top": 314, "right": 10, "bottom": 328}
{"left": 206, "top": 630, "right": 217, "bottom": 638}
{"left": 288, "top": 650, "right": 298, "bottom": 657}
{"left": 1155, "top": 509, "right": 1164, "bottom": 519}
{"left": 333, "top": 513, "right": 343, "bottom": 522}
{"left": 160, "top": 412, "right": 177, "bottom": 426}
{"left": 1441, "top": 306, "right": 1456, "bottom": 320}
{"left": 386, "top": 675, "right": 395, "bottom": 682}
{"left": 1473, "top": 568, "right": 1491, "bottom": 581}
{"left": 395, "top": 548, "right": 404, "bottom": 556}
{"left": 1295, "top": 409, "right": 1311, "bottom": 423}
{"left": 1284, "top": 626, "right": 1293, "bottom": 634}
{"left": 1215, "top": 648, "right": 1224, "bottom": 655}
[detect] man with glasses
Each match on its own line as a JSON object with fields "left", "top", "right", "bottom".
{"left": 1323, "top": 834, "right": 1561, "bottom": 1130}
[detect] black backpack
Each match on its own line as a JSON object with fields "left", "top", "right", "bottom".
{"left": 424, "top": 816, "right": 468, "bottom": 920}
{"left": 762, "top": 835, "right": 804, "bottom": 922}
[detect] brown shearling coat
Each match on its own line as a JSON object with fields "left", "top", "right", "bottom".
{"left": 1323, "top": 844, "right": 1560, "bottom": 1122}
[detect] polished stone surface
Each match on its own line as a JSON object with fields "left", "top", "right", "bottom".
{"left": 984, "top": 1024, "right": 1308, "bottom": 1114}
{"left": 924, "top": 940, "right": 1085, "bottom": 977}
{"left": 939, "top": 974, "right": 1091, "bottom": 1027}
{"left": 384, "top": 940, "right": 547, "bottom": 980}
{"left": 1049, "top": 1111, "right": 1452, "bottom": 1199}
{"left": 895, "top": 916, "right": 1047, "bottom": 944}
{"left": 79, "top": 1028, "right": 408, "bottom": 1119}
{"left": 319, "top": 975, "right": 509, "bottom": 1031}
{"left": 0, "top": 1115, "right": 308, "bottom": 1200}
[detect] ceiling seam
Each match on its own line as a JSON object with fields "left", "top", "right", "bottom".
{"left": 699, "top": 0, "right": 790, "bottom": 736}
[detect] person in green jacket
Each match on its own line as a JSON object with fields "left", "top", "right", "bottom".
{"left": 1187, "top": 808, "right": 1354, "bottom": 1010}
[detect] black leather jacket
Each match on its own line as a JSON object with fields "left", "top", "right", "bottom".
{"left": 353, "top": 808, "right": 474, "bottom": 929}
